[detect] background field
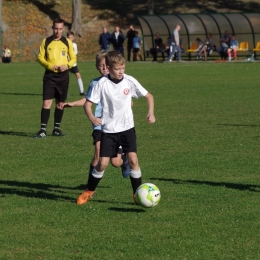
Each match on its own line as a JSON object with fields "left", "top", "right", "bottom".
{"left": 0, "top": 60, "right": 260, "bottom": 260}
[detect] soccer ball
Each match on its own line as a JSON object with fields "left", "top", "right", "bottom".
{"left": 135, "top": 183, "right": 161, "bottom": 208}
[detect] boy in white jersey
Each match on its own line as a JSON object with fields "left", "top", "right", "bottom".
{"left": 67, "top": 32, "right": 85, "bottom": 96}
{"left": 62, "top": 51, "right": 130, "bottom": 189}
{"left": 77, "top": 50, "right": 155, "bottom": 205}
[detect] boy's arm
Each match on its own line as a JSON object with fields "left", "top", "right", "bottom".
{"left": 144, "top": 92, "right": 155, "bottom": 124}
{"left": 84, "top": 99, "right": 102, "bottom": 126}
{"left": 62, "top": 98, "right": 86, "bottom": 108}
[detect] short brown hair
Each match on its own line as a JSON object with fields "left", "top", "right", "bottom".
{"left": 96, "top": 50, "right": 108, "bottom": 66}
{"left": 105, "top": 51, "right": 125, "bottom": 67}
{"left": 67, "top": 31, "right": 74, "bottom": 37}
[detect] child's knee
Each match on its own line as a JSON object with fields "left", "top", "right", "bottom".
{"left": 128, "top": 154, "right": 139, "bottom": 169}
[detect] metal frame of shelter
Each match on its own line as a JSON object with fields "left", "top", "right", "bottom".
{"left": 137, "top": 13, "right": 260, "bottom": 60}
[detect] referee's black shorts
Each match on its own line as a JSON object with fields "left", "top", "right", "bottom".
{"left": 43, "top": 70, "right": 69, "bottom": 102}
{"left": 69, "top": 66, "right": 79, "bottom": 74}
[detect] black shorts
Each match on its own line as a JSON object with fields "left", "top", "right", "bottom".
{"left": 92, "top": 130, "right": 102, "bottom": 145}
{"left": 100, "top": 127, "right": 137, "bottom": 158}
{"left": 133, "top": 48, "right": 140, "bottom": 53}
{"left": 43, "top": 70, "right": 69, "bottom": 102}
{"left": 69, "top": 66, "right": 79, "bottom": 74}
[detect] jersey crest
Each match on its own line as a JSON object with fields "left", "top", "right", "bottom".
{"left": 123, "top": 88, "right": 129, "bottom": 95}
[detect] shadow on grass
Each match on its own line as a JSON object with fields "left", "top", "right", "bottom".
{"left": 109, "top": 207, "right": 145, "bottom": 213}
{"left": 0, "top": 92, "right": 41, "bottom": 96}
{"left": 0, "top": 180, "right": 77, "bottom": 202}
{"left": 0, "top": 180, "right": 116, "bottom": 203}
{"left": 217, "top": 124, "right": 260, "bottom": 127}
{"left": 0, "top": 130, "right": 29, "bottom": 137}
{"left": 150, "top": 178, "right": 260, "bottom": 192}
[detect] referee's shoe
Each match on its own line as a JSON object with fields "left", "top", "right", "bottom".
{"left": 52, "top": 128, "right": 65, "bottom": 137}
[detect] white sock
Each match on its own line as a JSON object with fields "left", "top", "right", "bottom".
{"left": 130, "top": 168, "right": 141, "bottom": 178}
{"left": 92, "top": 168, "right": 104, "bottom": 178}
{"left": 77, "top": 78, "right": 84, "bottom": 93}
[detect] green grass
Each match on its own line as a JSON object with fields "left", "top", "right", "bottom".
{"left": 0, "top": 60, "right": 260, "bottom": 260}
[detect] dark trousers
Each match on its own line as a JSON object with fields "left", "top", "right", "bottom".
{"left": 150, "top": 47, "right": 165, "bottom": 61}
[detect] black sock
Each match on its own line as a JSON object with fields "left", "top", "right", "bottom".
{"left": 85, "top": 164, "right": 95, "bottom": 189}
{"left": 54, "top": 108, "right": 64, "bottom": 129}
{"left": 130, "top": 176, "right": 142, "bottom": 194}
{"left": 40, "top": 108, "right": 50, "bottom": 130}
{"left": 87, "top": 169, "right": 102, "bottom": 191}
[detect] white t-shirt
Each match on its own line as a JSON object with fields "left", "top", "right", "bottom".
{"left": 87, "top": 74, "right": 148, "bottom": 133}
{"left": 72, "top": 42, "right": 78, "bottom": 67}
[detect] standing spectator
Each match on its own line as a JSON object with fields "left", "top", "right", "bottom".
{"left": 132, "top": 31, "right": 143, "bottom": 61}
{"left": 227, "top": 34, "right": 239, "bottom": 61}
{"left": 110, "top": 26, "right": 125, "bottom": 57}
{"left": 67, "top": 32, "right": 85, "bottom": 96}
{"left": 99, "top": 27, "right": 111, "bottom": 51}
{"left": 168, "top": 24, "right": 182, "bottom": 62}
{"left": 34, "top": 18, "right": 76, "bottom": 138}
{"left": 150, "top": 33, "right": 165, "bottom": 61}
{"left": 126, "top": 25, "right": 136, "bottom": 62}
{"left": 2, "top": 46, "right": 11, "bottom": 63}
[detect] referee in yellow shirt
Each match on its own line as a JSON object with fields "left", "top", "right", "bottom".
{"left": 34, "top": 18, "right": 76, "bottom": 138}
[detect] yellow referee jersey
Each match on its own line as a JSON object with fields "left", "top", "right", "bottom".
{"left": 38, "top": 36, "right": 76, "bottom": 73}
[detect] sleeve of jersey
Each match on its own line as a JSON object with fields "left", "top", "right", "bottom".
{"left": 87, "top": 79, "right": 102, "bottom": 104}
{"left": 86, "top": 80, "right": 96, "bottom": 98}
{"left": 38, "top": 39, "right": 52, "bottom": 70}
{"left": 67, "top": 39, "right": 77, "bottom": 68}
{"left": 129, "top": 76, "right": 148, "bottom": 98}
{"left": 73, "top": 43, "right": 78, "bottom": 55}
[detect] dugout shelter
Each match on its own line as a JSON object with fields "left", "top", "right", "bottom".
{"left": 137, "top": 13, "right": 260, "bottom": 60}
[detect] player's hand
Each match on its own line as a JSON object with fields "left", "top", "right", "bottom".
{"left": 61, "top": 102, "right": 73, "bottom": 109}
{"left": 59, "top": 64, "right": 67, "bottom": 72}
{"left": 147, "top": 114, "right": 155, "bottom": 124}
{"left": 53, "top": 65, "right": 59, "bottom": 72}
{"left": 91, "top": 117, "right": 102, "bottom": 126}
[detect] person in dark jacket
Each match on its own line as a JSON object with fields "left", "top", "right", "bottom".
{"left": 126, "top": 25, "right": 136, "bottom": 62}
{"left": 98, "top": 27, "right": 111, "bottom": 51}
{"left": 110, "top": 26, "right": 125, "bottom": 57}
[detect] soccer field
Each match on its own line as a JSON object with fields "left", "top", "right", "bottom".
{"left": 0, "top": 61, "right": 260, "bottom": 259}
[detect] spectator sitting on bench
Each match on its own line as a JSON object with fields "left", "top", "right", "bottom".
{"left": 162, "top": 37, "right": 171, "bottom": 59}
{"left": 217, "top": 30, "right": 231, "bottom": 59}
{"left": 2, "top": 46, "right": 11, "bottom": 63}
{"left": 150, "top": 32, "right": 165, "bottom": 61}
{"left": 227, "top": 34, "right": 238, "bottom": 61}
{"left": 197, "top": 33, "right": 216, "bottom": 61}
{"left": 195, "top": 38, "right": 204, "bottom": 59}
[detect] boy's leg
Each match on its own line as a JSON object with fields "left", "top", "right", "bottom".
{"left": 76, "top": 72, "right": 85, "bottom": 95}
{"left": 127, "top": 152, "right": 142, "bottom": 194}
{"left": 86, "top": 139, "right": 101, "bottom": 188}
{"left": 77, "top": 131, "right": 117, "bottom": 205}
{"left": 77, "top": 157, "right": 110, "bottom": 205}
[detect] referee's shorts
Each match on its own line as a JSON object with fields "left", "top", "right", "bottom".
{"left": 69, "top": 66, "right": 79, "bottom": 74}
{"left": 43, "top": 70, "right": 69, "bottom": 102}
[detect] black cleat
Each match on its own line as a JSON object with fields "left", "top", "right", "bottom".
{"left": 34, "top": 129, "right": 47, "bottom": 139}
{"left": 52, "top": 129, "right": 65, "bottom": 137}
